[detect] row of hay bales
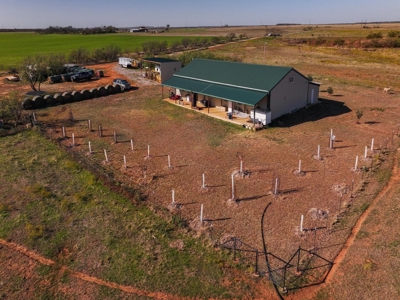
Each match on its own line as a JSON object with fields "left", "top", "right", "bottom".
{"left": 22, "top": 84, "right": 124, "bottom": 110}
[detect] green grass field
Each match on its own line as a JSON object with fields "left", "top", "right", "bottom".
{"left": 0, "top": 32, "right": 195, "bottom": 69}
{"left": 0, "top": 130, "right": 253, "bottom": 299}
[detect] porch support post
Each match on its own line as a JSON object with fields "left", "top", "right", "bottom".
{"left": 162, "top": 85, "right": 164, "bottom": 99}
{"left": 253, "top": 106, "right": 256, "bottom": 126}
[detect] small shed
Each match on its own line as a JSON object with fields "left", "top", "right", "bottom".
{"left": 141, "top": 58, "right": 181, "bottom": 83}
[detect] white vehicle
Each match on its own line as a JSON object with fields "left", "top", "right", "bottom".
{"left": 119, "top": 57, "right": 133, "bottom": 68}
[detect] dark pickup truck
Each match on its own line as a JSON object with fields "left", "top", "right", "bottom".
{"left": 70, "top": 71, "right": 92, "bottom": 82}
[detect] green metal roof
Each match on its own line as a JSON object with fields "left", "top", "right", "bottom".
{"left": 174, "top": 59, "right": 292, "bottom": 92}
{"left": 143, "top": 57, "right": 180, "bottom": 63}
{"left": 162, "top": 59, "right": 295, "bottom": 106}
{"left": 163, "top": 76, "right": 267, "bottom": 106}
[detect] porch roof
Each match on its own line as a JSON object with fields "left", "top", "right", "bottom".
{"left": 163, "top": 76, "right": 267, "bottom": 106}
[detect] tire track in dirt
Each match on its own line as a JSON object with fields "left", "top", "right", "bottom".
{"left": 0, "top": 239, "right": 185, "bottom": 300}
{"left": 324, "top": 148, "right": 400, "bottom": 283}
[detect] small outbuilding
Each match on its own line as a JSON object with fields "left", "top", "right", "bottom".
{"left": 162, "top": 59, "right": 319, "bottom": 126}
{"left": 142, "top": 58, "right": 181, "bottom": 83}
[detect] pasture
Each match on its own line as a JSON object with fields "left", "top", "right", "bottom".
{"left": 0, "top": 32, "right": 194, "bottom": 69}
{"left": 2, "top": 23, "right": 400, "bottom": 299}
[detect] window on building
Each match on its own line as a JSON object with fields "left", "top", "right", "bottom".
{"left": 289, "top": 76, "right": 294, "bottom": 83}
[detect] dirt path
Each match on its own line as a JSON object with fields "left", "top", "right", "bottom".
{"left": 324, "top": 148, "right": 400, "bottom": 283}
{"left": 0, "top": 239, "right": 185, "bottom": 300}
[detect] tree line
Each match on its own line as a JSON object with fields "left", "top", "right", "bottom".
{"left": 36, "top": 26, "right": 118, "bottom": 35}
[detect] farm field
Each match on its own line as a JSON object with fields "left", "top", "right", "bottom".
{"left": 0, "top": 32, "right": 197, "bottom": 70}
{"left": 1, "top": 23, "right": 400, "bottom": 299}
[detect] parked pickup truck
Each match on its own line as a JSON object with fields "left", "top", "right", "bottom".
{"left": 112, "top": 78, "right": 131, "bottom": 90}
{"left": 70, "top": 71, "right": 92, "bottom": 82}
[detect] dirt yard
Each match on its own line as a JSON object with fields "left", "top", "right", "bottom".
{"left": 2, "top": 38, "right": 400, "bottom": 298}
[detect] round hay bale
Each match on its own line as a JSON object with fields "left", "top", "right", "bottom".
{"left": 90, "top": 88, "right": 99, "bottom": 98}
{"left": 21, "top": 98, "right": 34, "bottom": 110}
{"left": 48, "top": 75, "right": 62, "bottom": 84}
{"left": 33, "top": 96, "right": 46, "bottom": 109}
{"left": 54, "top": 93, "right": 65, "bottom": 105}
{"left": 61, "top": 74, "right": 71, "bottom": 82}
{"left": 44, "top": 95, "right": 57, "bottom": 106}
{"left": 105, "top": 84, "right": 115, "bottom": 95}
{"left": 113, "top": 84, "right": 122, "bottom": 93}
{"left": 97, "top": 86, "right": 107, "bottom": 97}
{"left": 62, "top": 92, "right": 73, "bottom": 103}
{"left": 80, "top": 89, "right": 92, "bottom": 100}
{"left": 72, "top": 91, "right": 82, "bottom": 102}
{"left": 96, "top": 70, "right": 104, "bottom": 77}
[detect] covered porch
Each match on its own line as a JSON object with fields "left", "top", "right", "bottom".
{"left": 163, "top": 97, "right": 267, "bottom": 129}
{"left": 162, "top": 76, "right": 271, "bottom": 129}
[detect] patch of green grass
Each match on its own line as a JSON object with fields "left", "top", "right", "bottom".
{"left": 0, "top": 130, "right": 250, "bottom": 299}
{"left": 376, "top": 168, "right": 391, "bottom": 186}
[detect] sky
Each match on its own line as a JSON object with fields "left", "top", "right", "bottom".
{"left": 0, "top": 0, "right": 399, "bottom": 29}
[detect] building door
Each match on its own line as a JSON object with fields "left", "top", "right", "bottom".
{"left": 310, "top": 89, "right": 315, "bottom": 104}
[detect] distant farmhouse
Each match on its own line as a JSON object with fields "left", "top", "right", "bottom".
{"left": 129, "top": 26, "right": 166, "bottom": 33}
{"left": 162, "top": 59, "right": 319, "bottom": 126}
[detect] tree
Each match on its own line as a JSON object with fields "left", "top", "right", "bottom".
{"left": 46, "top": 53, "right": 67, "bottom": 76}
{"left": 0, "top": 91, "right": 24, "bottom": 127}
{"left": 69, "top": 47, "right": 90, "bottom": 64}
{"left": 181, "top": 38, "right": 191, "bottom": 48}
{"left": 166, "top": 24, "right": 170, "bottom": 32}
{"left": 226, "top": 32, "right": 236, "bottom": 42}
{"left": 20, "top": 53, "right": 66, "bottom": 91}
{"left": 20, "top": 54, "right": 49, "bottom": 91}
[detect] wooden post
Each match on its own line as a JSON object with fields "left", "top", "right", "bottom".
{"left": 123, "top": 155, "right": 127, "bottom": 168}
{"left": 231, "top": 174, "right": 235, "bottom": 200}
{"left": 32, "top": 112, "right": 37, "bottom": 122}
{"left": 113, "top": 131, "right": 117, "bottom": 143}
{"left": 298, "top": 159, "right": 302, "bottom": 173}
{"left": 172, "top": 189, "right": 175, "bottom": 204}
{"left": 62, "top": 126, "right": 66, "bottom": 138}
{"left": 168, "top": 155, "right": 171, "bottom": 169}
{"left": 88, "top": 142, "right": 92, "bottom": 153}
{"left": 72, "top": 133, "right": 75, "bottom": 146}
{"left": 300, "top": 215, "right": 304, "bottom": 233}
{"left": 88, "top": 119, "right": 92, "bottom": 131}
{"left": 202, "top": 173, "right": 206, "bottom": 188}
{"left": 364, "top": 146, "right": 368, "bottom": 158}
{"left": 274, "top": 178, "right": 279, "bottom": 195}
{"left": 104, "top": 149, "right": 108, "bottom": 162}
{"left": 147, "top": 145, "right": 150, "bottom": 158}
{"left": 99, "top": 125, "right": 102, "bottom": 137}
{"left": 354, "top": 155, "right": 358, "bottom": 170}
{"left": 200, "top": 204, "right": 203, "bottom": 224}
{"left": 240, "top": 160, "right": 243, "bottom": 174}
{"left": 131, "top": 139, "right": 134, "bottom": 151}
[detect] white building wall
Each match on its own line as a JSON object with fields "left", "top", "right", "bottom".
{"left": 270, "top": 70, "right": 309, "bottom": 120}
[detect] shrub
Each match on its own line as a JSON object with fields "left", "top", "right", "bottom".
{"left": 26, "top": 223, "right": 45, "bottom": 241}
{"left": 356, "top": 108, "right": 364, "bottom": 123}
{"left": 387, "top": 30, "right": 400, "bottom": 38}
{"left": 366, "top": 32, "right": 382, "bottom": 39}
{"left": 333, "top": 38, "right": 345, "bottom": 46}
{"left": 326, "top": 86, "right": 334, "bottom": 95}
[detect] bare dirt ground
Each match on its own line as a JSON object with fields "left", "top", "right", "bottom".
{"left": 1, "top": 39, "right": 400, "bottom": 298}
